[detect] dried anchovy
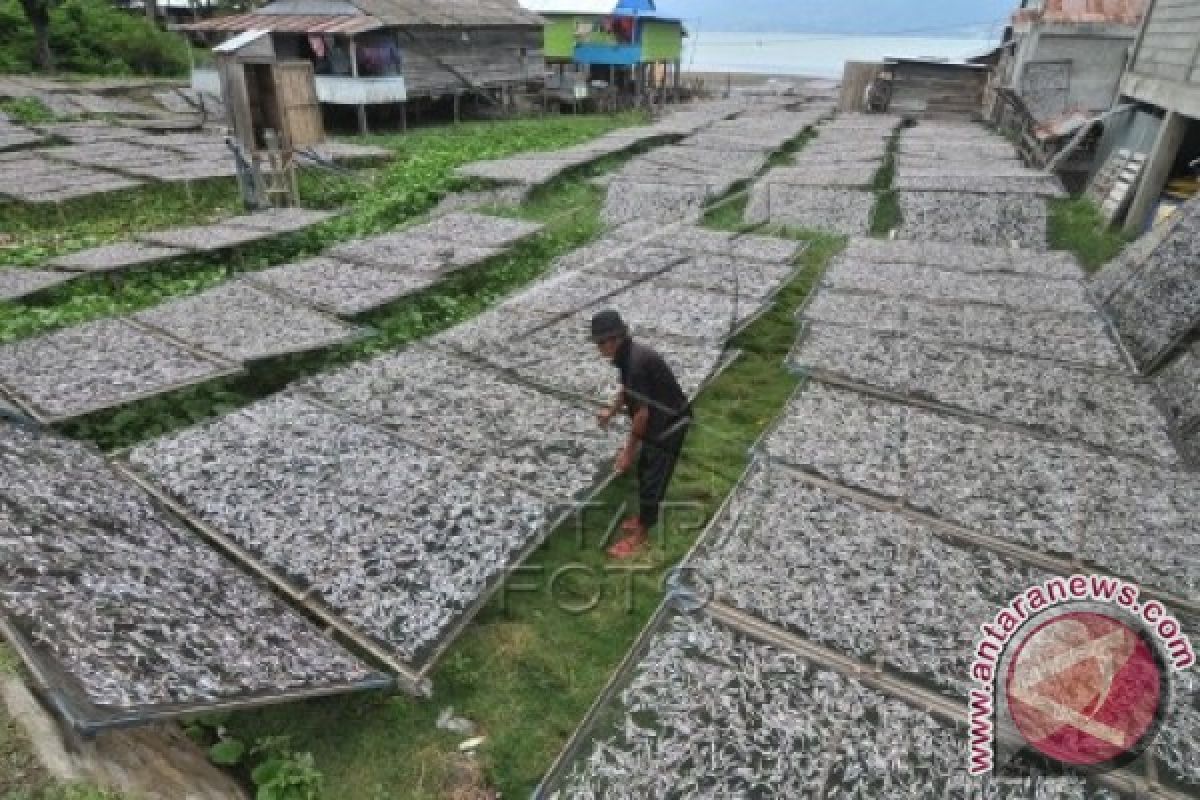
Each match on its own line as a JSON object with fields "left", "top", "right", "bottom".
{"left": 0, "top": 422, "right": 376, "bottom": 709}
{"left": 1101, "top": 195, "right": 1200, "bottom": 369}
{"left": 485, "top": 313, "right": 725, "bottom": 403}
{"left": 744, "top": 185, "right": 876, "bottom": 235}
{"left": 788, "top": 324, "right": 1177, "bottom": 463}
{"left": 822, "top": 258, "right": 1095, "bottom": 313}
{"left": 128, "top": 393, "right": 547, "bottom": 664}
{"left": 838, "top": 238, "right": 1083, "bottom": 280}
{"left": 0, "top": 268, "right": 75, "bottom": 302}
{"left": 299, "top": 347, "right": 624, "bottom": 503}
{"left": 764, "top": 383, "right": 1200, "bottom": 598}
{"left": 801, "top": 292, "right": 1124, "bottom": 370}
{"left": 247, "top": 257, "right": 440, "bottom": 316}
{"left": 0, "top": 318, "right": 230, "bottom": 420}
{"left": 133, "top": 280, "right": 361, "bottom": 363}
{"left": 1153, "top": 343, "right": 1200, "bottom": 431}
{"left": 897, "top": 192, "right": 1049, "bottom": 250}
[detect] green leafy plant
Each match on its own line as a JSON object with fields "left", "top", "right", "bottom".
{"left": 1, "top": 0, "right": 189, "bottom": 75}
{"left": 0, "top": 97, "right": 58, "bottom": 125}
{"left": 250, "top": 737, "right": 323, "bottom": 800}
{"left": 207, "top": 737, "right": 247, "bottom": 766}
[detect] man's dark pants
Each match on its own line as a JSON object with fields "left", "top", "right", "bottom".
{"left": 637, "top": 420, "right": 690, "bottom": 529}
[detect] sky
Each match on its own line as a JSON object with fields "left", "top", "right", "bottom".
{"left": 652, "top": 0, "right": 1017, "bottom": 36}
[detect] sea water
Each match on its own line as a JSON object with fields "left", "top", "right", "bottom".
{"left": 683, "top": 32, "right": 1001, "bottom": 78}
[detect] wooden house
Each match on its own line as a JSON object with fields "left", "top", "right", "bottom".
{"left": 1099, "top": 0, "right": 1200, "bottom": 231}
{"left": 183, "top": 0, "right": 545, "bottom": 132}
{"left": 519, "top": 0, "right": 684, "bottom": 99}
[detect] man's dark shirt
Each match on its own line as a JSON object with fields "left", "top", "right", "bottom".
{"left": 613, "top": 338, "right": 691, "bottom": 443}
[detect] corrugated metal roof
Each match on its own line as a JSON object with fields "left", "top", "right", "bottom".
{"left": 352, "top": 0, "right": 543, "bottom": 27}
{"left": 186, "top": 0, "right": 541, "bottom": 31}
{"left": 520, "top": 0, "right": 615, "bottom": 14}
{"left": 1013, "top": 0, "right": 1148, "bottom": 26}
{"left": 182, "top": 12, "right": 385, "bottom": 33}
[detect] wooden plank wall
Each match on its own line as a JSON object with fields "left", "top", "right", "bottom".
{"left": 400, "top": 27, "right": 546, "bottom": 96}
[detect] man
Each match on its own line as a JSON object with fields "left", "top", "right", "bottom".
{"left": 591, "top": 310, "right": 692, "bottom": 559}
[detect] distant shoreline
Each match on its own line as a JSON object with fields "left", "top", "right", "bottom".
{"left": 680, "top": 71, "right": 832, "bottom": 87}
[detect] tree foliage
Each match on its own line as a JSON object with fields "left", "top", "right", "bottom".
{"left": 1, "top": 0, "right": 190, "bottom": 75}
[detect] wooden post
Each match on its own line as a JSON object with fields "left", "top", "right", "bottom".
{"left": 349, "top": 37, "right": 368, "bottom": 135}
{"left": 674, "top": 59, "right": 681, "bottom": 104}
{"left": 1124, "top": 111, "right": 1187, "bottom": 234}
{"left": 400, "top": 100, "right": 407, "bottom": 131}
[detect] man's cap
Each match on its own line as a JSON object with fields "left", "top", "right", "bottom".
{"left": 590, "top": 309, "right": 627, "bottom": 342}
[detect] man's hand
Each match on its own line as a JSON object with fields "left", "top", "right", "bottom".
{"left": 614, "top": 444, "right": 636, "bottom": 474}
{"left": 597, "top": 407, "right": 614, "bottom": 429}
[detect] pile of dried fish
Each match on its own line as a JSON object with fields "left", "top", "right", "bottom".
{"left": 127, "top": 393, "right": 548, "bottom": 665}
{"left": 689, "top": 463, "right": 906, "bottom": 661}
{"left": 763, "top": 383, "right": 1199, "bottom": 598}
{"left": 1100, "top": 195, "right": 1200, "bottom": 369}
{"left": 838, "top": 238, "right": 1083, "bottom": 279}
{"left": 801, "top": 292, "right": 1124, "bottom": 369}
{"left": 247, "top": 257, "right": 441, "bottom": 317}
{"left": 0, "top": 318, "right": 235, "bottom": 421}
{"left": 134, "top": 280, "right": 362, "bottom": 363}
{"left": 0, "top": 422, "right": 379, "bottom": 710}
{"left": 789, "top": 324, "right": 1177, "bottom": 463}
{"left": 744, "top": 185, "right": 876, "bottom": 235}
{"left": 897, "top": 192, "right": 1049, "bottom": 249}
{"left": 299, "top": 347, "right": 624, "bottom": 503}
{"left": 822, "top": 259, "right": 1094, "bottom": 313}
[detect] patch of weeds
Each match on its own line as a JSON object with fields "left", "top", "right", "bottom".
{"left": 0, "top": 97, "right": 58, "bottom": 126}
{"left": 871, "top": 190, "right": 900, "bottom": 237}
{"left": 1048, "top": 196, "right": 1131, "bottom": 272}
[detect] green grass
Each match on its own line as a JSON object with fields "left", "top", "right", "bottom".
{"left": 0, "top": 113, "right": 647, "bottom": 348}
{"left": 0, "top": 646, "right": 123, "bottom": 800}
{"left": 869, "top": 128, "right": 900, "bottom": 237}
{"left": 216, "top": 232, "right": 844, "bottom": 800}
{"left": 0, "top": 98, "right": 58, "bottom": 126}
{"left": 1048, "top": 196, "right": 1131, "bottom": 272}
